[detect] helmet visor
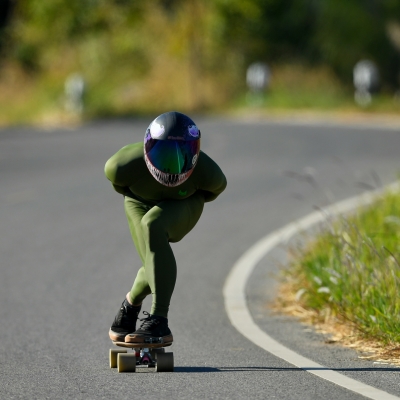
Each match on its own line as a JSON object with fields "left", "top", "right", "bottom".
{"left": 145, "top": 139, "right": 200, "bottom": 174}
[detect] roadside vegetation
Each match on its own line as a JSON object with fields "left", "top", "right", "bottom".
{"left": 275, "top": 187, "right": 400, "bottom": 365}
{"left": 1, "top": 1, "right": 400, "bottom": 125}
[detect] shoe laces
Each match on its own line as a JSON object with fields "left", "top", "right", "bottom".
{"left": 138, "top": 311, "right": 160, "bottom": 330}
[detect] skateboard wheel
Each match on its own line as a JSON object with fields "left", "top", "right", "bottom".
{"left": 156, "top": 352, "right": 174, "bottom": 372}
{"left": 150, "top": 348, "right": 165, "bottom": 359}
{"left": 117, "top": 353, "right": 137, "bottom": 373}
{"left": 109, "top": 349, "right": 127, "bottom": 368}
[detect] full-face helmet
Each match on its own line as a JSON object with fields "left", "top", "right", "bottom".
{"left": 144, "top": 111, "right": 201, "bottom": 187}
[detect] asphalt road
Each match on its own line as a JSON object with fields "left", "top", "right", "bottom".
{"left": 1, "top": 117, "right": 399, "bottom": 399}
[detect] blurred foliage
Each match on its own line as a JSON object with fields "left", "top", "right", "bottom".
{"left": 1, "top": 0, "right": 400, "bottom": 122}
{"left": 314, "top": 1, "right": 399, "bottom": 86}
{"left": 216, "top": 0, "right": 400, "bottom": 87}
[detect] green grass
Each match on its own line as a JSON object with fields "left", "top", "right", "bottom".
{"left": 281, "top": 188, "right": 400, "bottom": 344}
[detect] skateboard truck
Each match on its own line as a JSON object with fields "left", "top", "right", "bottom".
{"left": 144, "top": 336, "right": 164, "bottom": 344}
{"left": 139, "top": 348, "right": 154, "bottom": 366}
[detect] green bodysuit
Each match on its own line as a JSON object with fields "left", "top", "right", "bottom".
{"left": 105, "top": 142, "right": 227, "bottom": 317}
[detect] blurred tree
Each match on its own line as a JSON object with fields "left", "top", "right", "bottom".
{"left": 3, "top": 0, "right": 400, "bottom": 113}
{"left": 0, "top": 0, "right": 12, "bottom": 29}
{"left": 8, "top": 0, "right": 146, "bottom": 71}
{"left": 215, "top": 0, "right": 400, "bottom": 89}
{"left": 214, "top": 0, "right": 318, "bottom": 63}
{"left": 314, "top": 0, "right": 400, "bottom": 88}
{"left": 0, "top": 0, "right": 13, "bottom": 54}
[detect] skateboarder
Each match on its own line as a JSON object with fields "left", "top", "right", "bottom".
{"left": 105, "top": 111, "right": 227, "bottom": 345}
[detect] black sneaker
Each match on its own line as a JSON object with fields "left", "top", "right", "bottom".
{"left": 125, "top": 312, "right": 173, "bottom": 346}
{"left": 109, "top": 299, "right": 141, "bottom": 342}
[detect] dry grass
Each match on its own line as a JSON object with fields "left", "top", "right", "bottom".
{"left": 273, "top": 280, "right": 400, "bottom": 366}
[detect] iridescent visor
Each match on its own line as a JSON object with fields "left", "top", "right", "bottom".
{"left": 145, "top": 139, "right": 200, "bottom": 174}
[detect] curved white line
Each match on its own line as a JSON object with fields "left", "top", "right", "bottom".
{"left": 224, "top": 182, "right": 400, "bottom": 400}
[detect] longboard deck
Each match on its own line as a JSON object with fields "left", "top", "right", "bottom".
{"left": 113, "top": 341, "right": 172, "bottom": 349}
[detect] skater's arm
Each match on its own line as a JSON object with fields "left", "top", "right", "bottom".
{"left": 197, "top": 152, "right": 227, "bottom": 202}
{"left": 104, "top": 143, "right": 143, "bottom": 194}
{"left": 199, "top": 175, "right": 227, "bottom": 202}
{"left": 104, "top": 155, "right": 131, "bottom": 195}
{"left": 110, "top": 183, "right": 130, "bottom": 195}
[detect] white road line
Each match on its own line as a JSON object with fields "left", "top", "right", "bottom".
{"left": 224, "top": 182, "right": 400, "bottom": 400}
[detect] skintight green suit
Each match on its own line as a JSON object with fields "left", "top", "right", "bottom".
{"left": 105, "top": 142, "right": 227, "bottom": 318}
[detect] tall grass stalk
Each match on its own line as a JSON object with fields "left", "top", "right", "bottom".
{"left": 279, "top": 189, "right": 400, "bottom": 346}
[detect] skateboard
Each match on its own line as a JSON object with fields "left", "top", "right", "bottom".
{"left": 109, "top": 341, "right": 174, "bottom": 373}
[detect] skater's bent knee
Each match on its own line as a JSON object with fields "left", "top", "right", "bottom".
{"left": 140, "top": 214, "right": 165, "bottom": 235}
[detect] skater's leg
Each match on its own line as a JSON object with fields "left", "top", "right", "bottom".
{"left": 129, "top": 266, "right": 152, "bottom": 305}
{"left": 109, "top": 198, "right": 151, "bottom": 341}
{"left": 140, "top": 191, "right": 205, "bottom": 318}
{"left": 124, "top": 197, "right": 153, "bottom": 304}
{"left": 124, "top": 196, "right": 150, "bottom": 264}
{"left": 125, "top": 192, "right": 204, "bottom": 344}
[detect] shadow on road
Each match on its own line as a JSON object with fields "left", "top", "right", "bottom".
{"left": 174, "top": 367, "right": 221, "bottom": 373}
